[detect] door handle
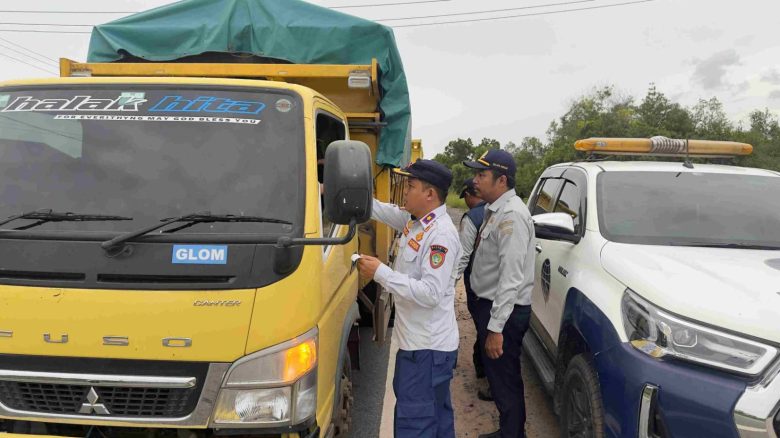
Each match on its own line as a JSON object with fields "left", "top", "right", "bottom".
{"left": 350, "top": 253, "right": 360, "bottom": 274}
{"left": 535, "top": 243, "right": 543, "bottom": 254}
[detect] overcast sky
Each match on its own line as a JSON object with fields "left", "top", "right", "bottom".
{"left": 0, "top": 0, "right": 778, "bottom": 157}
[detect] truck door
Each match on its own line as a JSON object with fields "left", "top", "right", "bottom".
{"left": 315, "top": 109, "right": 356, "bottom": 308}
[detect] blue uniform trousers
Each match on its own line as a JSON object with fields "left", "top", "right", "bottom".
{"left": 393, "top": 349, "right": 458, "bottom": 438}
{"left": 465, "top": 274, "right": 486, "bottom": 378}
{"left": 474, "top": 298, "right": 532, "bottom": 438}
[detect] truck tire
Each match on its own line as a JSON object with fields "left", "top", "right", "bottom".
{"left": 559, "top": 354, "right": 605, "bottom": 438}
{"left": 332, "top": 354, "right": 354, "bottom": 437}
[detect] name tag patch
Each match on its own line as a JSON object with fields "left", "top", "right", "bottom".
{"left": 172, "top": 245, "right": 228, "bottom": 264}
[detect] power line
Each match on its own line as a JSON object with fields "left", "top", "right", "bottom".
{"left": 391, "top": 0, "right": 654, "bottom": 28}
{"left": 0, "top": 0, "right": 655, "bottom": 34}
{"left": 0, "top": 22, "right": 92, "bottom": 27}
{"left": 0, "top": 41, "right": 58, "bottom": 67}
{"left": 0, "top": 35, "right": 58, "bottom": 63}
{"left": 0, "top": 29, "right": 91, "bottom": 34}
{"left": 377, "top": 0, "right": 595, "bottom": 22}
{"left": 0, "top": 1, "right": 452, "bottom": 14}
{"left": 2, "top": 0, "right": 596, "bottom": 25}
{"left": 0, "top": 115, "right": 83, "bottom": 142}
{"left": 0, "top": 50, "right": 57, "bottom": 74}
{"left": 332, "top": 0, "right": 451, "bottom": 8}
{"left": 0, "top": 10, "right": 135, "bottom": 14}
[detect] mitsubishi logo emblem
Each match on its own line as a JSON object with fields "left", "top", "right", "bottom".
{"left": 79, "top": 387, "right": 110, "bottom": 415}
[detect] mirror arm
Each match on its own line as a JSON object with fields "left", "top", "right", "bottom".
{"left": 534, "top": 225, "right": 580, "bottom": 244}
{"left": 276, "top": 218, "right": 358, "bottom": 248}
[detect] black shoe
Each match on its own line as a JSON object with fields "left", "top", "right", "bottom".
{"left": 477, "top": 387, "right": 493, "bottom": 401}
{"left": 478, "top": 431, "right": 501, "bottom": 438}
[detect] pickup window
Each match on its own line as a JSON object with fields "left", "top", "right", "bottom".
{"left": 554, "top": 181, "right": 582, "bottom": 234}
{"left": 597, "top": 171, "right": 780, "bottom": 248}
{"left": 532, "top": 178, "right": 563, "bottom": 216}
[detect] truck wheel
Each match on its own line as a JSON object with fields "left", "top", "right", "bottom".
{"left": 332, "top": 354, "right": 354, "bottom": 437}
{"left": 559, "top": 354, "right": 604, "bottom": 438}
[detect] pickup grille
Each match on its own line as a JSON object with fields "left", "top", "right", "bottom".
{"left": 0, "top": 382, "right": 196, "bottom": 417}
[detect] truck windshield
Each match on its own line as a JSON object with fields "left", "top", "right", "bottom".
{"left": 597, "top": 171, "right": 780, "bottom": 248}
{"left": 0, "top": 86, "right": 303, "bottom": 235}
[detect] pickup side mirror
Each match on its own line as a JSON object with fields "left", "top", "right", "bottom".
{"left": 324, "top": 140, "right": 373, "bottom": 225}
{"left": 533, "top": 212, "right": 580, "bottom": 244}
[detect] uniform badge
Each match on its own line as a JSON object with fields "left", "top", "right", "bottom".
{"left": 408, "top": 239, "right": 420, "bottom": 252}
{"left": 421, "top": 212, "right": 436, "bottom": 226}
{"left": 415, "top": 232, "right": 424, "bottom": 242}
{"left": 403, "top": 220, "right": 413, "bottom": 236}
{"left": 429, "top": 244, "right": 448, "bottom": 269}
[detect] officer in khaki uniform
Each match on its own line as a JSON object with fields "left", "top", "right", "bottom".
{"left": 463, "top": 150, "right": 535, "bottom": 438}
{"left": 357, "top": 159, "right": 461, "bottom": 438}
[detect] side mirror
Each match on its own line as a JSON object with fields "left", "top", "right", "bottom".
{"left": 324, "top": 140, "right": 373, "bottom": 225}
{"left": 533, "top": 212, "right": 580, "bottom": 244}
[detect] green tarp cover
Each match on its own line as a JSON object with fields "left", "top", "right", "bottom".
{"left": 87, "top": 0, "right": 410, "bottom": 167}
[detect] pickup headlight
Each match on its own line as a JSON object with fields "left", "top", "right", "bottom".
{"left": 621, "top": 289, "right": 778, "bottom": 376}
{"left": 213, "top": 328, "right": 318, "bottom": 425}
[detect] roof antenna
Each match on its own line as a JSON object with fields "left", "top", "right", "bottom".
{"left": 683, "top": 139, "right": 694, "bottom": 169}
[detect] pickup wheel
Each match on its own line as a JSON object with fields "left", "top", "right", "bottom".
{"left": 332, "top": 354, "right": 354, "bottom": 437}
{"left": 559, "top": 354, "right": 604, "bottom": 438}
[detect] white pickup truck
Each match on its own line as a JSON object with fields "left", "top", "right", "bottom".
{"left": 522, "top": 137, "right": 780, "bottom": 438}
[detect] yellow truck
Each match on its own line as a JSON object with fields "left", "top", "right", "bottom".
{"left": 0, "top": 1, "right": 415, "bottom": 437}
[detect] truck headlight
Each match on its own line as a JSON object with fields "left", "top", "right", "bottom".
{"left": 213, "top": 328, "right": 318, "bottom": 425}
{"left": 214, "top": 388, "right": 291, "bottom": 423}
{"left": 621, "top": 289, "right": 777, "bottom": 376}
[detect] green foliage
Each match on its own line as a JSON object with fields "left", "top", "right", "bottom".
{"left": 434, "top": 84, "right": 780, "bottom": 200}
{"left": 445, "top": 192, "right": 467, "bottom": 210}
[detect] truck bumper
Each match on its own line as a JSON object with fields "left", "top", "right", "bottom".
{"left": 594, "top": 342, "right": 764, "bottom": 438}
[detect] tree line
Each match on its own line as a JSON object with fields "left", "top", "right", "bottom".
{"left": 434, "top": 85, "right": 780, "bottom": 199}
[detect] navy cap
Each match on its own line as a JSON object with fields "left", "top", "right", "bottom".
{"left": 463, "top": 149, "right": 516, "bottom": 178}
{"left": 459, "top": 179, "right": 477, "bottom": 198}
{"left": 393, "top": 159, "right": 453, "bottom": 193}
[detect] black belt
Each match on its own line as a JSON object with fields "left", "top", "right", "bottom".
{"left": 472, "top": 296, "right": 530, "bottom": 309}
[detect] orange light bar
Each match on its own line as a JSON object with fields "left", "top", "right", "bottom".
{"left": 574, "top": 137, "right": 753, "bottom": 157}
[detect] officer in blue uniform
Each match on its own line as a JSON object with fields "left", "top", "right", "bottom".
{"left": 357, "top": 159, "right": 461, "bottom": 438}
{"left": 455, "top": 179, "right": 490, "bottom": 399}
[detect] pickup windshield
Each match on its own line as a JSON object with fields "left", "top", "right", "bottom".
{"left": 0, "top": 86, "right": 303, "bottom": 235}
{"left": 597, "top": 171, "right": 780, "bottom": 248}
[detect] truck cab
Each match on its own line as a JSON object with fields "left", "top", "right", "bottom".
{"left": 523, "top": 137, "right": 780, "bottom": 438}
{"left": 0, "top": 52, "right": 410, "bottom": 438}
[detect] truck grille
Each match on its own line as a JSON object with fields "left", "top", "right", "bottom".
{"left": 0, "top": 382, "right": 197, "bottom": 418}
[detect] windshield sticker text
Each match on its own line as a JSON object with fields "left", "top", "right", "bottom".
{"left": 173, "top": 245, "right": 228, "bottom": 265}
{"left": 53, "top": 114, "right": 261, "bottom": 125}
{"left": 0, "top": 95, "right": 147, "bottom": 112}
{"left": 149, "top": 95, "right": 266, "bottom": 116}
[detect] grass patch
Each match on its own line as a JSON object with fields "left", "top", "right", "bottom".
{"left": 446, "top": 192, "right": 467, "bottom": 209}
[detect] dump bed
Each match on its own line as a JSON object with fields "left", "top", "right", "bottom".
{"left": 85, "top": 0, "right": 411, "bottom": 168}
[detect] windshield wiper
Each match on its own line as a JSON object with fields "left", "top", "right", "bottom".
{"left": 0, "top": 209, "right": 132, "bottom": 231}
{"left": 160, "top": 213, "right": 292, "bottom": 233}
{"left": 101, "top": 212, "right": 292, "bottom": 254}
{"left": 671, "top": 242, "right": 780, "bottom": 250}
